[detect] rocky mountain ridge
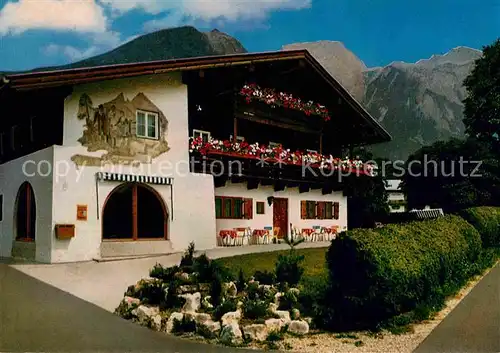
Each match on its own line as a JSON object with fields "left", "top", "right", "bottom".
{"left": 284, "top": 42, "right": 482, "bottom": 160}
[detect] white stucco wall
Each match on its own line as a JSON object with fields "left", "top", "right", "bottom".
{"left": 215, "top": 182, "right": 347, "bottom": 235}
{"left": 47, "top": 73, "right": 216, "bottom": 262}
{"left": 0, "top": 147, "right": 54, "bottom": 262}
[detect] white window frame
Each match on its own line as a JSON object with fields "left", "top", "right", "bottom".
{"left": 136, "top": 110, "right": 159, "bottom": 140}
{"left": 230, "top": 135, "right": 245, "bottom": 142}
{"left": 193, "top": 129, "right": 211, "bottom": 143}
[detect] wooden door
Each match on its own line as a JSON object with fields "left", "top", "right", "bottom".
{"left": 273, "top": 198, "right": 288, "bottom": 239}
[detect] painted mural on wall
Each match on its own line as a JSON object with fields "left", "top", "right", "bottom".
{"left": 71, "top": 92, "right": 169, "bottom": 166}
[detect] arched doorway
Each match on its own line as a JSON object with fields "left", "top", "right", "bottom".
{"left": 15, "top": 182, "right": 36, "bottom": 241}
{"left": 102, "top": 183, "right": 168, "bottom": 240}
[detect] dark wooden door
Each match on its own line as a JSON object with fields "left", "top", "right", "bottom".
{"left": 273, "top": 198, "right": 288, "bottom": 239}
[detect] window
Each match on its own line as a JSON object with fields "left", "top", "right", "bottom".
{"left": 215, "top": 196, "right": 253, "bottom": 219}
{"left": 136, "top": 110, "right": 159, "bottom": 139}
{"left": 193, "top": 129, "right": 211, "bottom": 143}
{"left": 256, "top": 201, "right": 265, "bottom": 214}
{"left": 301, "top": 201, "right": 339, "bottom": 220}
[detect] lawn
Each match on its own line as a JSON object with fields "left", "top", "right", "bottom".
{"left": 214, "top": 247, "right": 329, "bottom": 281}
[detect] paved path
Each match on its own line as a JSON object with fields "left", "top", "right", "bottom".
{"left": 414, "top": 262, "right": 500, "bottom": 353}
{"left": 6, "top": 242, "right": 329, "bottom": 312}
{"left": 0, "top": 264, "right": 259, "bottom": 352}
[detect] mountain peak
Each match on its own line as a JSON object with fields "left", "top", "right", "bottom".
{"left": 282, "top": 40, "right": 367, "bottom": 101}
{"left": 415, "top": 46, "right": 481, "bottom": 67}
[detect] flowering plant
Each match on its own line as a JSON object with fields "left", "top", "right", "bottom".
{"left": 189, "top": 136, "right": 373, "bottom": 174}
{"left": 239, "top": 83, "right": 331, "bottom": 122}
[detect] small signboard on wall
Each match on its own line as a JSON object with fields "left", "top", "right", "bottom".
{"left": 77, "top": 205, "right": 88, "bottom": 221}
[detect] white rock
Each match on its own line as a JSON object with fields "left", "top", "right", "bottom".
{"left": 224, "top": 282, "right": 238, "bottom": 297}
{"left": 193, "top": 312, "right": 212, "bottom": 325}
{"left": 122, "top": 296, "right": 140, "bottom": 309}
{"left": 221, "top": 310, "right": 241, "bottom": 326}
{"left": 268, "top": 303, "right": 278, "bottom": 313}
{"left": 274, "top": 292, "right": 283, "bottom": 305}
{"left": 288, "top": 320, "right": 309, "bottom": 335}
{"left": 265, "top": 318, "right": 287, "bottom": 331}
{"left": 221, "top": 310, "right": 242, "bottom": 326}
{"left": 220, "top": 322, "right": 243, "bottom": 345}
{"left": 133, "top": 305, "right": 159, "bottom": 323}
{"left": 166, "top": 312, "right": 184, "bottom": 333}
{"left": 151, "top": 314, "right": 162, "bottom": 331}
{"left": 199, "top": 320, "right": 221, "bottom": 337}
{"left": 202, "top": 296, "right": 213, "bottom": 309}
{"left": 242, "top": 324, "right": 268, "bottom": 342}
{"left": 274, "top": 310, "right": 291, "bottom": 323}
{"left": 179, "top": 292, "right": 201, "bottom": 312}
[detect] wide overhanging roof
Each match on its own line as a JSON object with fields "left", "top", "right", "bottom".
{"left": 1, "top": 50, "right": 391, "bottom": 145}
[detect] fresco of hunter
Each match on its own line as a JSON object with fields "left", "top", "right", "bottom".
{"left": 72, "top": 92, "right": 170, "bottom": 166}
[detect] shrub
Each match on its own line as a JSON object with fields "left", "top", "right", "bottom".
{"left": 213, "top": 299, "right": 238, "bottom": 321}
{"left": 253, "top": 270, "right": 276, "bottom": 285}
{"left": 172, "top": 316, "right": 196, "bottom": 335}
{"left": 149, "top": 264, "right": 180, "bottom": 282}
{"left": 275, "top": 252, "right": 305, "bottom": 286}
{"left": 210, "top": 273, "right": 224, "bottom": 307}
{"left": 180, "top": 242, "right": 196, "bottom": 270}
{"left": 323, "top": 215, "right": 482, "bottom": 330}
{"left": 236, "top": 268, "right": 246, "bottom": 292}
{"left": 278, "top": 290, "right": 298, "bottom": 311}
{"left": 133, "top": 280, "right": 165, "bottom": 306}
{"left": 459, "top": 206, "right": 500, "bottom": 248}
{"left": 244, "top": 299, "right": 271, "bottom": 320}
{"left": 165, "top": 280, "right": 182, "bottom": 309}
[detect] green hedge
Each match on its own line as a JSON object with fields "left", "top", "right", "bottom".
{"left": 459, "top": 206, "right": 500, "bottom": 248}
{"left": 324, "top": 215, "right": 482, "bottom": 330}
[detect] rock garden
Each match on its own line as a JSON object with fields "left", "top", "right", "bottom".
{"left": 115, "top": 239, "right": 312, "bottom": 350}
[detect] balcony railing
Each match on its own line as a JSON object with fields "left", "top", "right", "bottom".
{"left": 189, "top": 137, "right": 374, "bottom": 176}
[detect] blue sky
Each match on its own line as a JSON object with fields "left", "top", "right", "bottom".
{"left": 0, "top": 0, "right": 498, "bottom": 72}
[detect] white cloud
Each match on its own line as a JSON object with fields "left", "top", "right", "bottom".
{"left": 100, "top": 0, "right": 311, "bottom": 21}
{"left": 0, "top": 0, "right": 108, "bottom": 35}
{"left": 43, "top": 44, "right": 100, "bottom": 61}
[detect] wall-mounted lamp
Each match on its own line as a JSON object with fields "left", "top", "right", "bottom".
{"left": 267, "top": 196, "right": 275, "bottom": 206}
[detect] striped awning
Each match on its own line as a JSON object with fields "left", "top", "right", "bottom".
{"left": 96, "top": 172, "right": 173, "bottom": 185}
{"left": 409, "top": 208, "right": 444, "bottom": 220}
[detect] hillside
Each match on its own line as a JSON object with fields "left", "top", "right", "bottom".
{"left": 17, "top": 26, "right": 247, "bottom": 73}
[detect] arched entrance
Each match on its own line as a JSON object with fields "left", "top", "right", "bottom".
{"left": 102, "top": 183, "right": 168, "bottom": 240}
{"left": 15, "top": 182, "right": 36, "bottom": 241}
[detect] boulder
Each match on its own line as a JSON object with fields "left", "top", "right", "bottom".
{"left": 221, "top": 310, "right": 241, "bottom": 326}
{"left": 166, "top": 312, "right": 184, "bottom": 333}
{"left": 274, "top": 310, "right": 291, "bottom": 323}
{"left": 122, "top": 296, "right": 140, "bottom": 309}
{"left": 268, "top": 303, "right": 278, "bottom": 313}
{"left": 198, "top": 320, "right": 221, "bottom": 337}
{"left": 202, "top": 295, "right": 213, "bottom": 309}
{"left": 132, "top": 305, "right": 160, "bottom": 323}
{"left": 274, "top": 292, "right": 283, "bottom": 305}
{"left": 184, "top": 312, "right": 211, "bottom": 325}
{"left": 220, "top": 322, "right": 243, "bottom": 345}
{"left": 265, "top": 318, "right": 287, "bottom": 332}
{"left": 288, "top": 320, "right": 309, "bottom": 335}
{"left": 224, "top": 282, "right": 238, "bottom": 297}
{"left": 179, "top": 285, "right": 198, "bottom": 294}
{"left": 291, "top": 308, "right": 300, "bottom": 320}
{"left": 179, "top": 292, "right": 201, "bottom": 312}
{"left": 242, "top": 324, "right": 268, "bottom": 342}
{"left": 151, "top": 314, "right": 162, "bottom": 331}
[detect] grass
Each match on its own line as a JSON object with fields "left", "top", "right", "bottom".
{"left": 214, "top": 247, "right": 328, "bottom": 281}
